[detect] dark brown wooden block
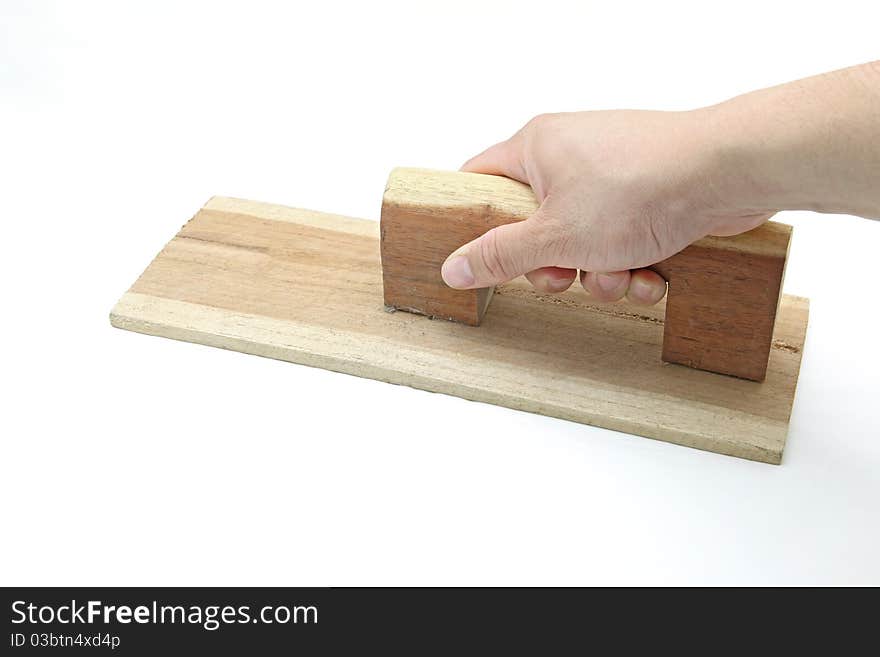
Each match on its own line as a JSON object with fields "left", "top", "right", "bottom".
{"left": 381, "top": 168, "right": 536, "bottom": 324}
{"left": 380, "top": 167, "right": 792, "bottom": 381}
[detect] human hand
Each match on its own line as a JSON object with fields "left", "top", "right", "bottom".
{"left": 440, "top": 110, "right": 774, "bottom": 304}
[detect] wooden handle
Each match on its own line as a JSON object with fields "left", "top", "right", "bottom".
{"left": 380, "top": 167, "right": 791, "bottom": 381}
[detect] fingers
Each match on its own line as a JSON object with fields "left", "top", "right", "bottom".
{"left": 581, "top": 270, "right": 631, "bottom": 302}
{"left": 626, "top": 269, "right": 667, "bottom": 305}
{"left": 441, "top": 217, "right": 549, "bottom": 289}
{"left": 460, "top": 134, "right": 528, "bottom": 184}
{"left": 524, "top": 267, "right": 577, "bottom": 293}
{"left": 442, "top": 226, "right": 668, "bottom": 306}
{"left": 580, "top": 269, "right": 667, "bottom": 305}
{"left": 441, "top": 221, "right": 669, "bottom": 306}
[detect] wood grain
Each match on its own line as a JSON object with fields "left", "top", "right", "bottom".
{"left": 381, "top": 168, "right": 791, "bottom": 380}
{"left": 111, "top": 196, "right": 809, "bottom": 464}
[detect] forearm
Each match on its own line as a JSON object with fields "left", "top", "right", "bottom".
{"left": 707, "top": 61, "right": 880, "bottom": 219}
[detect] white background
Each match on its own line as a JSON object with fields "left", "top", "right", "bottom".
{"left": 2, "top": 0, "right": 878, "bottom": 585}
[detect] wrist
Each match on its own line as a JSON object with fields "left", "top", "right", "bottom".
{"left": 694, "top": 100, "right": 787, "bottom": 218}
{"left": 699, "top": 63, "right": 880, "bottom": 219}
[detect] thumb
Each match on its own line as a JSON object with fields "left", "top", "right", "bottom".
{"left": 441, "top": 216, "right": 550, "bottom": 289}
{"left": 461, "top": 137, "right": 528, "bottom": 184}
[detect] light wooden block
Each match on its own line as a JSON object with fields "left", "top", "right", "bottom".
{"left": 111, "top": 197, "right": 809, "bottom": 464}
{"left": 381, "top": 168, "right": 791, "bottom": 381}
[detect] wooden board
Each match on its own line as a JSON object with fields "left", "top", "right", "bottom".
{"left": 110, "top": 196, "right": 810, "bottom": 464}
{"left": 381, "top": 167, "right": 791, "bottom": 381}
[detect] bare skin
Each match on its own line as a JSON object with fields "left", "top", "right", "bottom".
{"left": 441, "top": 61, "right": 880, "bottom": 304}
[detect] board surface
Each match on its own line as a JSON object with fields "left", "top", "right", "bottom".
{"left": 111, "top": 197, "right": 810, "bottom": 464}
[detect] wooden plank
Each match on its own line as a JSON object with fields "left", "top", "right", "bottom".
{"left": 381, "top": 168, "right": 791, "bottom": 380}
{"left": 110, "top": 196, "right": 810, "bottom": 464}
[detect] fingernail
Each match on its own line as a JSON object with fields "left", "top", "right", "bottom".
{"left": 547, "top": 277, "right": 571, "bottom": 292}
{"left": 596, "top": 273, "right": 620, "bottom": 292}
{"left": 631, "top": 277, "right": 650, "bottom": 297}
{"left": 442, "top": 256, "right": 475, "bottom": 288}
{"left": 630, "top": 276, "right": 666, "bottom": 304}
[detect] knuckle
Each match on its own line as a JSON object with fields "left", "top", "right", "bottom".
{"left": 537, "top": 211, "right": 596, "bottom": 270}
{"left": 534, "top": 217, "right": 572, "bottom": 260}
{"left": 526, "top": 113, "right": 547, "bottom": 129}
{"left": 524, "top": 112, "right": 555, "bottom": 137}
{"left": 477, "top": 228, "right": 517, "bottom": 282}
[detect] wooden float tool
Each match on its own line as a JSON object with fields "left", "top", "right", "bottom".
{"left": 111, "top": 169, "right": 808, "bottom": 463}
